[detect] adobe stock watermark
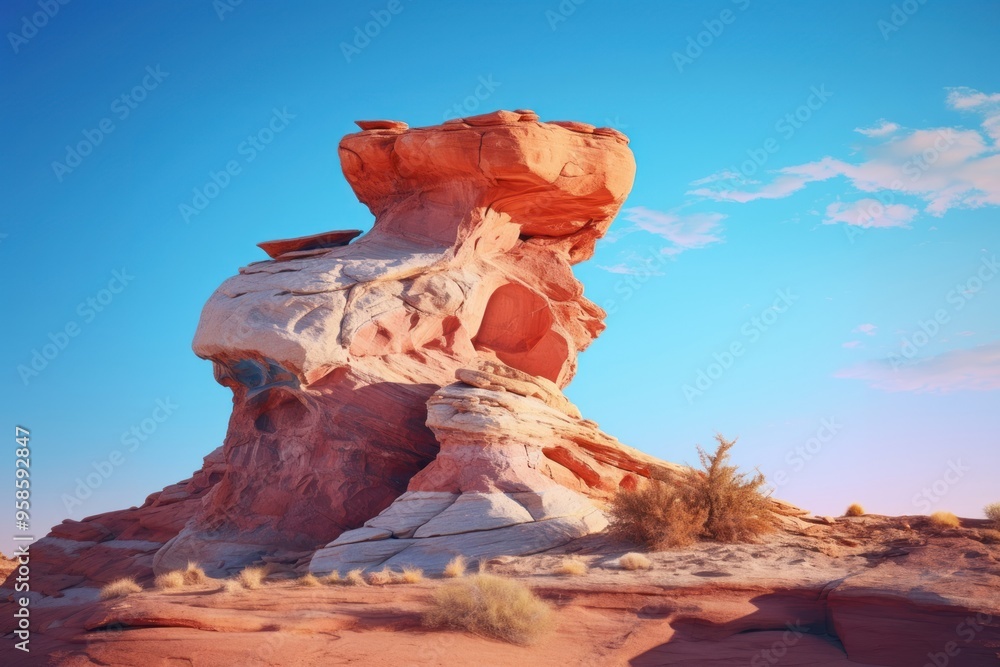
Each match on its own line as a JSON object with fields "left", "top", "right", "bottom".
{"left": 61, "top": 397, "right": 179, "bottom": 515}
{"left": 888, "top": 254, "right": 997, "bottom": 368}
{"left": 545, "top": 0, "right": 585, "bottom": 31}
{"left": 701, "top": 84, "right": 833, "bottom": 198}
{"left": 178, "top": 107, "right": 295, "bottom": 223}
{"left": 17, "top": 268, "right": 135, "bottom": 386}
{"left": 601, "top": 247, "right": 670, "bottom": 317}
{"left": 213, "top": 0, "right": 246, "bottom": 21}
{"left": 683, "top": 288, "right": 798, "bottom": 403}
{"left": 672, "top": 0, "right": 751, "bottom": 74}
{"left": 921, "top": 612, "right": 993, "bottom": 667}
{"left": 912, "top": 459, "right": 969, "bottom": 513}
{"left": 7, "top": 0, "right": 72, "bottom": 54}
{"left": 442, "top": 75, "right": 501, "bottom": 121}
{"left": 766, "top": 417, "right": 843, "bottom": 493}
{"left": 878, "top": 0, "right": 930, "bottom": 41}
{"left": 340, "top": 0, "right": 405, "bottom": 63}
{"left": 51, "top": 65, "right": 170, "bottom": 182}
{"left": 750, "top": 619, "right": 809, "bottom": 666}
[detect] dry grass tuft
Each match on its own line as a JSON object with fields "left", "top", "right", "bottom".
{"left": 236, "top": 566, "right": 267, "bottom": 590}
{"left": 985, "top": 502, "right": 1000, "bottom": 526}
{"left": 345, "top": 569, "right": 368, "bottom": 586}
{"left": 100, "top": 577, "right": 142, "bottom": 599}
{"left": 222, "top": 579, "right": 244, "bottom": 594}
{"left": 184, "top": 562, "right": 208, "bottom": 585}
{"left": 323, "top": 571, "right": 342, "bottom": 585}
{"left": 618, "top": 552, "right": 652, "bottom": 571}
{"left": 844, "top": 503, "right": 865, "bottom": 517}
{"left": 401, "top": 566, "right": 424, "bottom": 583}
{"left": 297, "top": 573, "right": 322, "bottom": 587}
{"left": 443, "top": 555, "right": 467, "bottom": 578}
{"left": 154, "top": 571, "right": 186, "bottom": 590}
{"left": 554, "top": 557, "right": 588, "bottom": 576}
{"left": 368, "top": 568, "right": 399, "bottom": 585}
{"left": 609, "top": 435, "right": 773, "bottom": 548}
{"left": 423, "top": 574, "right": 553, "bottom": 645}
{"left": 929, "top": 511, "right": 961, "bottom": 528}
{"left": 979, "top": 529, "right": 1000, "bottom": 545}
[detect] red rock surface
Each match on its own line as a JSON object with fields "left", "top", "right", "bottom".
{"left": 256, "top": 229, "right": 362, "bottom": 258}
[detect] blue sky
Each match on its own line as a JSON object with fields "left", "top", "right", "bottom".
{"left": 3, "top": 0, "right": 999, "bottom": 553}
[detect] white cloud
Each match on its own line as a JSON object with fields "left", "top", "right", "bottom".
{"left": 835, "top": 341, "right": 1000, "bottom": 393}
{"left": 825, "top": 199, "right": 918, "bottom": 228}
{"left": 842, "top": 341, "right": 863, "bottom": 349}
{"left": 621, "top": 206, "right": 725, "bottom": 256}
{"left": 687, "top": 89, "right": 1000, "bottom": 217}
{"left": 853, "top": 323, "right": 878, "bottom": 336}
{"left": 855, "top": 119, "right": 900, "bottom": 137}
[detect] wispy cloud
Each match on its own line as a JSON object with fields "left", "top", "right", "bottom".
{"left": 842, "top": 341, "right": 863, "bottom": 349}
{"left": 855, "top": 119, "right": 900, "bottom": 137}
{"left": 621, "top": 206, "right": 725, "bottom": 257}
{"left": 687, "top": 88, "right": 1000, "bottom": 218}
{"left": 824, "top": 199, "right": 918, "bottom": 228}
{"left": 835, "top": 341, "right": 1000, "bottom": 393}
{"left": 853, "top": 323, "right": 878, "bottom": 336}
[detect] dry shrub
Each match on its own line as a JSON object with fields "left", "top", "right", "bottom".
{"left": 236, "top": 566, "right": 266, "bottom": 590}
{"left": 100, "top": 577, "right": 142, "bottom": 599}
{"left": 368, "top": 568, "right": 398, "bottom": 585}
{"left": 423, "top": 574, "right": 553, "bottom": 645}
{"left": 985, "top": 502, "right": 1000, "bottom": 526}
{"left": 297, "top": 573, "right": 322, "bottom": 587}
{"left": 618, "top": 552, "right": 652, "bottom": 571}
{"left": 154, "top": 571, "right": 185, "bottom": 590}
{"left": 401, "top": 567, "right": 424, "bottom": 583}
{"left": 608, "top": 478, "right": 706, "bottom": 549}
{"left": 979, "top": 529, "right": 1000, "bottom": 545}
{"left": 222, "top": 579, "right": 244, "bottom": 594}
{"left": 554, "top": 557, "right": 587, "bottom": 576}
{"left": 345, "top": 569, "right": 368, "bottom": 586}
{"left": 324, "top": 571, "right": 342, "bottom": 585}
{"left": 443, "top": 555, "right": 467, "bottom": 578}
{"left": 184, "top": 562, "right": 208, "bottom": 585}
{"left": 930, "top": 511, "right": 961, "bottom": 528}
{"left": 609, "top": 435, "right": 773, "bottom": 548}
{"left": 844, "top": 503, "right": 865, "bottom": 517}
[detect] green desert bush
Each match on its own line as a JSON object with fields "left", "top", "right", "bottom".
{"left": 845, "top": 503, "right": 865, "bottom": 517}
{"left": 423, "top": 574, "right": 553, "bottom": 645}
{"left": 100, "top": 577, "right": 142, "bottom": 599}
{"left": 609, "top": 434, "right": 773, "bottom": 548}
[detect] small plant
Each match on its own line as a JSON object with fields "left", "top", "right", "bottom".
{"left": 443, "top": 555, "right": 467, "bottom": 578}
{"left": 184, "top": 562, "right": 208, "bottom": 585}
{"left": 297, "top": 573, "right": 322, "bottom": 587}
{"left": 845, "top": 503, "right": 865, "bottom": 517}
{"left": 154, "top": 571, "right": 186, "bottom": 590}
{"left": 324, "top": 571, "right": 342, "bottom": 585}
{"left": 100, "top": 577, "right": 142, "bottom": 599}
{"left": 401, "top": 566, "right": 424, "bottom": 583}
{"left": 222, "top": 579, "right": 244, "bottom": 594}
{"left": 929, "top": 511, "right": 961, "bottom": 528}
{"left": 618, "top": 552, "right": 652, "bottom": 571}
{"left": 985, "top": 502, "right": 1000, "bottom": 526}
{"left": 236, "top": 566, "right": 266, "bottom": 590}
{"left": 979, "top": 529, "right": 1000, "bottom": 545}
{"left": 554, "top": 557, "right": 587, "bottom": 576}
{"left": 368, "top": 568, "right": 398, "bottom": 585}
{"left": 608, "top": 435, "right": 773, "bottom": 548}
{"left": 345, "top": 569, "right": 368, "bottom": 586}
{"left": 423, "top": 574, "right": 553, "bottom": 645}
